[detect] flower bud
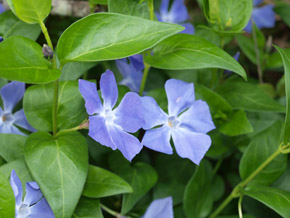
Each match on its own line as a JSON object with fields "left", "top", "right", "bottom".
{"left": 42, "top": 44, "right": 53, "bottom": 60}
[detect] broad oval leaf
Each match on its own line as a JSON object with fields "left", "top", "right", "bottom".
{"left": 0, "top": 171, "right": 15, "bottom": 218}
{"left": 244, "top": 187, "right": 290, "bottom": 218}
{"left": 57, "top": 13, "right": 183, "bottom": 65}
{"left": 25, "top": 131, "right": 88, "bottom": 218}
{"left": 11, "top": 0, "right": 51, "bottom": 23}
{"left": 23, "top": 81, "right": 86, "bottom": 132}
{"left": 73, "top": 197, "right": 103, "bottom": 218}
{"left": 0, "top": 36, "right": 61, "bottom": 84}
{"left": 83, "top": 165, "right": 133, "bottom": 198}
{"left": 144, "top": 34, "right": 247, "bottom": 80}
{"left": 0, "top": 134, "right": 26, "bottom": 162}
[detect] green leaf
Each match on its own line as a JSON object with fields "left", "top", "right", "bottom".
{"left": 23, "top": 81, "right": 86, "bottom": 131}
{"left": 59, "top": 62, "right": 96, "bottom": 81}
{"left": 0, "top": 36, "right": 61, "bottom": 84}
{"left": 244, "top": 187, "right": 290, "bottom": 218}
{"left": 0, "top": 134, "right": 26, "bottom": 162}
{"left": 25, "top": 131, "right": 88, "bottom": 218}
{"left": 73, "top": 197, "right": 103, "bottom": 218}
{"left": 11, "top": 0, "right": 51, "bottom": 23}
{"left": 144, "top": 34, "right": 247, "bottom": 80}
{"left": 239, "top": 121, "right": 287, "bottom": 187}
{"left": 274, "top": 2, "right": 290, "bottom": 28}
{"left": 0, "top": 11, "right": 41, "bottom": 41}
{"left": 109, "top": 153, "right": 158, "bottom": 214}
{"left": 265, "top": 49, "right": 290, "bottom": 70}
{"left": 216, "top": 80, "right": 285, "bottom": 112}
{"left": 57, "top": 13, "right": 183, "bottom": 65}
{"left": 89, "top": 0, "right": 108, "bottom": 5}
{"left": 219, "top": 110, "right": 253, "bottom": 136}
{"left": 274, "top": 46, "right": 290, "bottom": 144}
{"left": 82, "top": 165, "right": 133, "bottom": 198}
{"left": 183, "top": 160, "right": 213, "bottom": 218}
{"left": 0, "top": 171, "right": 15, "bottom": 218}
{"left": 108, "top": 0, "right": 150, "bottom": 19}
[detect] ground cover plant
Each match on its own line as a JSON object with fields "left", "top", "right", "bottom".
{"left": 0, "top": 0, "right": 290, "bottom": 217}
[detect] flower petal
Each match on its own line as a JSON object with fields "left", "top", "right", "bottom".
{"left": 114, "top": 92, "right": 144, "bottom": 133}
{"left": 253, "top": 0, "right": 263, "bottom": 6}
{"left": 23, "top": 182, "right": 42, "bottom": 206}
{"left": 108, "top": 125, "right": 143, "bottom": 161}
{"left": 129, "top": 54, "right": 144, "bottom": 71}
{"left": 100, "top": 70, "right": 118, "bottom": 109}
{"left": 13, "top": 109, "right": 36, "bottom": 132}
{"left": 79, "top": 79, "right": 103, "bottom": 115}
{"left": 10, "top": 169, "right": 23, "bottom": 207}
{"left": 179, "top": 100, "right": 215, "bottom": 134}
{"left": 88, "top": 115, "right": 117, "bottom": 150}
{"left": 165, "top": 79, "right": 195, "bottom": 116}
{"left": 180, "top": 23, "right": 195, "bottom": 34}
{"left": 0, "top": 4, "right": 5, "bottom": 13}
{"left": 143, "top": 197, "right": 174, "bottom": 218}
{"left": 172, "top": 128, "right": 211, "bottom": 165}
{"left": 0, "top": 124, "right": 25, "bottom": 135}
{"left": 142, "top": 125, "right": 173, "bottom": 154}
{"left": 29, "top": 197, "right": 55, "bottom": 218}
{"left": 169, "top": 0, "right": 189, "bottom": 23}
{"left": 141, "top": 96, "right": 167, "bottom": 129}
{"left": 244, "top": 19, "right": 252, "bottom": 33}
{"left": 159, "top": 0, "right": 170, "bottom": 15}
{"left": 1, "top": 81, "right": 25, "bottom": 112}
{"left": 252, "top": 5, "right": 275, "bottom": 30}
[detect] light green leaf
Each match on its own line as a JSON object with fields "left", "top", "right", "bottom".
{"left": 73, "top": 197, "right": 103, "bottom": 218}
{"left": 0, "top": 134, "right": 26, "bottom": 162}
{"left": 25, "top": 131, "right": 88, "bottom": 218}
{"left": 144, "top": 34, "right": 247, "bottom": 80}
{"left": 274, "top": 46, "right": 290, "bottom": 144}
{"left": 239, "top": 121, "right": 287, "bottom": 187}
{"left": 0, "top": 171, "right": 15, "bottom": 218}
{"left": 23, "top": 81, "right": 86, "bottom": 132}
{"left": 57, "top": 13, "right": 183, "bottom": 65}
{"left": 244, "top": 187, "right": 290, "bottom": 218}
{"left": 0, "top": 36, "right": 61, "bottom": 84}
{"left": 11, "top": 0, "right": 51, "bottom": 23}
{"left": 83, "top": 165, "right": 133, "bottom": 198}
{"left": 59, "top": 62, "right": 96, "bottom": 81}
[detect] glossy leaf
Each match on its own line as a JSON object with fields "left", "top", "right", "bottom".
{"left": 59, "top": 62, "right": 96, "bottom": 81}
{"left": 239, "top": 121, "right": 287, "bottom": 187}
{"left": 0, "top": 171, "right": 15, "bottom": 218}
{"left": 25, "top": 131, "right": 88, "bottom": 218}
{"left": 144, "top": 34, "right": 247, "bottom": 80}
{"left": 73, "top": 197, "right": 103, "bottom": 218}
{"left": 244, "top": 187, "right": 290, "bottom": 218}
{"left": 83, "top": 165, "right": 133, "bottom": 198}
{"left": 275, "top": 46, "right": 290, "bottom": 143}
{"left": 23, "top": 81, "right": 86, "bottom": 131}
{"left": 0, "top": 36, "right": 61, "bottom": 84}
{"left": 11, "top": 0, "right": 51, "bottom": 23}
{"left": 57, "top": 13, "right": 183, "bottom": 64}
{"left": 0, "top": 134, "right": 26, "bottom": 162}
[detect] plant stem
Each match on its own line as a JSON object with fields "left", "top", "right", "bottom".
{"left": 139, "top": 62, "right": 150, "bottom": 96}
{"left": 209, "top": 147, "right": 282, "bottom": 218}
{"left": 238, "top": 195, "right": 243, "bottom": 218}
{"left": 251, "top": 20, "right": 263, "bottom": 83}
{"left": 100, "top": 204, "right": 120, "bottom": 217}
{"left": 147, "top": 0, "right": 154, "bottom": 21}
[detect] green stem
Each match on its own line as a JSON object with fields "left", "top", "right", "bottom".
{"left": 238, "top": 196, "right": 243, "bottom": 218}
{"left": 213, "top": 157, "right": 223, "bottom": 175}
{"left": 147, "top": 0, "right": 154, "bottom": 21}
{"left": 139, "top": 62, "right": 150, "bottom": 96}
{"left": 209, "top": 147, "right": 282, "bottom": 218}
{"left": 100, "top": 204, "right": 120, "bottom": 217}
{"left": 251, "top": 20, "right": 263, "bottom": 83}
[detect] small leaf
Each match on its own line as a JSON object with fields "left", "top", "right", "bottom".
{"left": 0, "top": 171, "right": 15, "bottom": 218}
{"left": 0, "top": 134, "right": 26, "bottom": 162}
{"left": 73, "top": 197, "right": 103, "bottom": 218}
{"left": 57, "top": 13, "right": 183, "bottom": 65}
{"left": 83, "top": 165, "right": 133, "bottom": 198}
{"left": 144, "top": 34, "right": 247, "bottom": 80}
{"left": 25, "top": 131, "right": 88, "bottom": 218}
{"left": 0, "top": 36, "right": 61, "bottom": 84}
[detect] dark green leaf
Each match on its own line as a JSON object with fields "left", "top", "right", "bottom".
{"left": 57, "top": 13, "right": 183, "bottom": 65}
{"left": 0, "top": 134, "right": 26, "bottom": 162}
{"left": 73, "top": 197, "right": 103, "bottom": 218}
{"left": 24, "top": 81, "right": 86, "bottom": 131}
{"left": 274, "top": 2, "right": 290, "bottom": 28}
{"left": 0, "top": 36, "right": 61, "bottom": 84}
{"left": 25, "top": 131, "right": 88, "bottom": 218}
{"left": 0, "top": 171, "right": 15, "bottom": 218}
{"left": 144, "top": 34, "right": 247, "bottom": 80}
{"left": 265, "top": 49, "right": 290, "bottom": 70}
{"left": 83, "top": 165, "right": 133, "bottom": 198}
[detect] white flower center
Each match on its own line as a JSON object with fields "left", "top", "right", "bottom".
{"left": 2, "top": 112, "right": 14, "bottom": 125}
{"left": 161, "top": 13, "right": 174, "bottom": 23}
{"left": 104, "top": 109, "right": 115, "bottom": 124}
{"left": 167, "top": 116, "right": 180, "bottom": 128}
{"left": 18, "top": 203, "right": 31, "bottom": 218}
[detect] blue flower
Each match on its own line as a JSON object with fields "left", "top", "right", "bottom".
{"left": 10, "top": 170, "right": 55, "bottom": 218}
{"left": 0, "top": 36, "right": 3, "bottom": 43}
{"left": 142, "top": 197, "right": 173, "bottom": 218}
{"left": 116, "top": 54, "right": 144, "bottom": 93}
{"left": 244, "top": 0, "right": 275, "bottom": 33}
{"left": 142, "top": 79, "right": 215, "bottom": 165}
{"left": 156, "top": 0, "right": 195, "bottom": 34}
{"left": 79, "top": 70, "right": 144, "bottom": 161}
{"left": 0, "top": 3, "right": 5, "bottom": 14}
{"left": 0, "top": 81, "right": 35, "bottom": 135}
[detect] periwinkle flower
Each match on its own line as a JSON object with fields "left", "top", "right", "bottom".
{"left": 79, "top": 70, "right": 144, "bottom": 161}
{"left": 157, "top": 0, "right": 195, "bottom": 34}
{"left": 142, "top": 79, "right": 215, "bottom": 165}
{"left": 116, "top": 54, "right": 144, "bottom": 93}
{"left": 0, "top": 3, "right": 5, "bottom": 14}
{"left": 10, "top": 170, "right": 55, "bottom": 218}
{"left": 244, "top": 0, "right": 275, "bottom": 33}
{"left": 0, "top": 81, "right": 35, "bottom": 135}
